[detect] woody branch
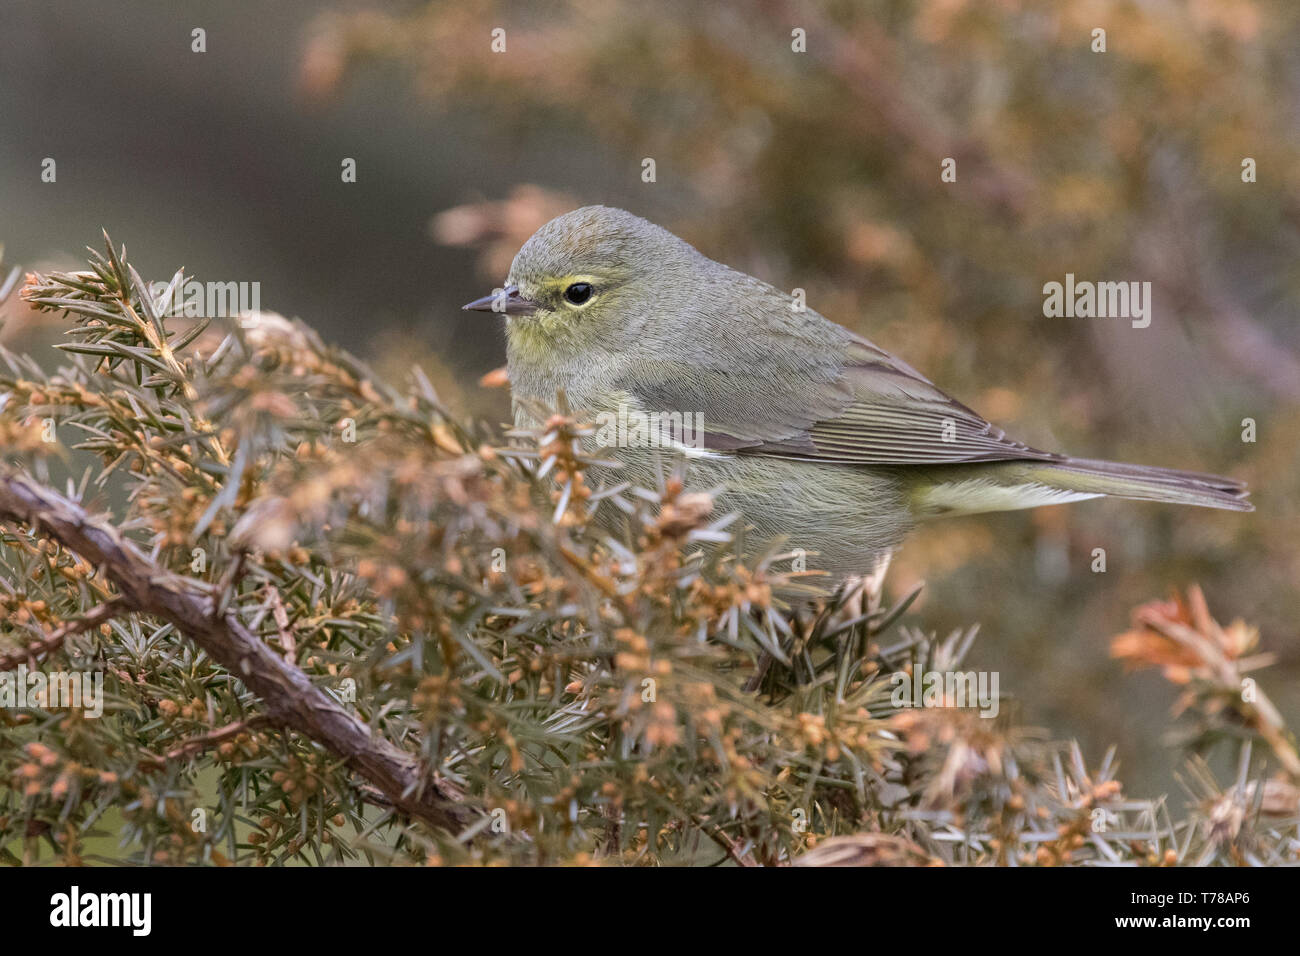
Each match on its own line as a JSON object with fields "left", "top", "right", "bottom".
{"left": 0, "top": 468, "right": 475, "bottom": 833}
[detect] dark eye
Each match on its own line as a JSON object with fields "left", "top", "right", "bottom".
{"left": 563, "top": 282, "right": 593, "bottom": 305}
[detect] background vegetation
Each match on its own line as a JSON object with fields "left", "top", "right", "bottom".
{"left": 1, "top": 0, "right": 1297, "bottom": 864}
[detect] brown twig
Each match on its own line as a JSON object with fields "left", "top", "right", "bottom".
{"left": 0, "top": 599, "right": 124, "bottom": 671}
{"left": 0, "top": 469, "right": 476, "bottom": 833}
{"left": 137, "top": 716, "right": 274, "bottom": 770}
{"left": 703, "top": 822, "right": 760, "bottom": 868}
{"left": 260, "top": 583, "right": 297, "bottom": 663}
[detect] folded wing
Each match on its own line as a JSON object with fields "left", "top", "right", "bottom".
{"left": 625, "top": 334, "right": 1063, "bottom": 466}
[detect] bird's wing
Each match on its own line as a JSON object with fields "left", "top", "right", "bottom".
{"left": 623, "top": 335, "right": 1062, "bottom": 466}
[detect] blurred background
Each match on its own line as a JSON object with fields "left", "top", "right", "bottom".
{"left": 2, "top": 0, "right": 1297, "bottom": 800}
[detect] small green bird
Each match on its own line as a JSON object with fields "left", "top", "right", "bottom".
{"left": 464, "top": 206, "right": 1251, "bottom": 588}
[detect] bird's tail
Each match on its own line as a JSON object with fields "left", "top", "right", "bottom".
{"left": 1027, "top": 457, "right": 1253, "bottom": 512}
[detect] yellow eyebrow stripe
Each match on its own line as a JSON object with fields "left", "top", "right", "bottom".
{"left": 542, "top": 274, "right": 599, "bottom": 295}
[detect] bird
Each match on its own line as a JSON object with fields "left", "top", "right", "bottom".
{"left": 463, "top": 205, "right": 1251, "bottom": 592}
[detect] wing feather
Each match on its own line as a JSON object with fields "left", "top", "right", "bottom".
{"left": 620, "top": 333, "right": 1059, "bottom": 467}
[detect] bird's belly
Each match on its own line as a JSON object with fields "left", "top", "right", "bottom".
{"left": 512, "top": 397, "right": 911, "bottom": 588}
{"left": 592, "top": 446, "right": 912, "bottom": 589}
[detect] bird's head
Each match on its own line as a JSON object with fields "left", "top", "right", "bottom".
{"left": 462, "top": 205, "right": 704, "bottom": 363}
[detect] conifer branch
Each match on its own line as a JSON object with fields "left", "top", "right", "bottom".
{"left": 0, "top": 468, "right": 475, "bottom": 833}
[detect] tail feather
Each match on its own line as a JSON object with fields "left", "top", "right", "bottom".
{"left": 1031, "top": 457, "right": 1253, "bottom": 513}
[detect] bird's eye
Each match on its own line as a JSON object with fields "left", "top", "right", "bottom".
{"left": 563, "top": 282, "right": 593, "bottom": 305}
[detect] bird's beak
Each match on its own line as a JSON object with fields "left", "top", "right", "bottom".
{"left": 461, "top": 285, "right": 538, "bottom": 316}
